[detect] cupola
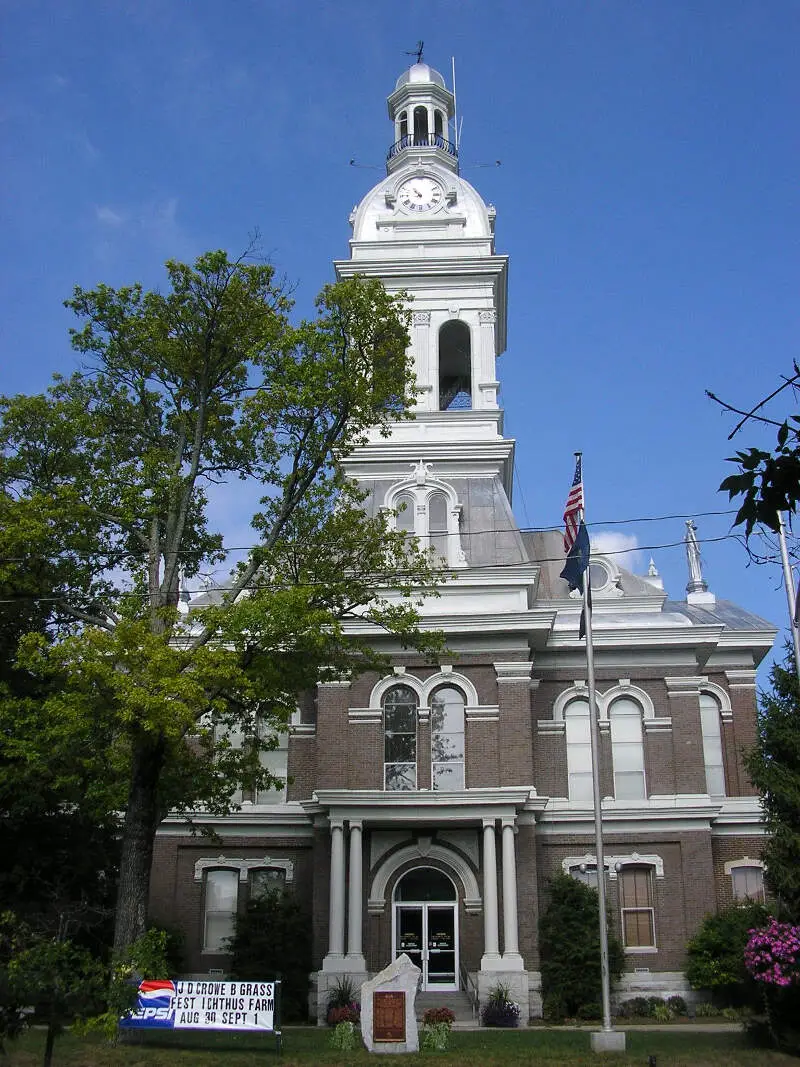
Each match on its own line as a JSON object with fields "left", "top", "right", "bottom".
{"left": 386, "top": 61, "right": 457, "bottom": 174}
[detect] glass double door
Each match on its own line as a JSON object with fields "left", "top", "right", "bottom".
{"left": 395, "top": 903, "right": 458, "bottom": 991}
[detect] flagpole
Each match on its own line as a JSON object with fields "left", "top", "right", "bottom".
{"left": 776, "top": 511, "right": 800, "bottom": 690}
{"left": 577, "top": 452, "right": 614, "bottom": 1036}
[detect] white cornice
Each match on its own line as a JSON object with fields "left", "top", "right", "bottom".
{"left": 304, "top": 787, "right": 543, "bottom": 826}
{"left": 156, "top": 804, "right": 314, "bottom": 838}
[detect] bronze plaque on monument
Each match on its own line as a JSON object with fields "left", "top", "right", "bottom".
{"left": 373, "top": 990, "right": 406, "bottom": 1042}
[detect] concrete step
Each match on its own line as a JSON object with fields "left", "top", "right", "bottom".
{"left": 416, "top": 990, "right": 476, "bottom": 1023}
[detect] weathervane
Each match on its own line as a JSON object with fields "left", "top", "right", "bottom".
{"left": 405, "top": 40, "right": 424, "bottom": 64}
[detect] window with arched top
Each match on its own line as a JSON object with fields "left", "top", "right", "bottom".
{"left": 428, "top": 492, "right": 448, "bottom": 560}
{"left": 413, "top": 106, "right": 428, "bottom": 144}
{"left": 565, "top": 698, "right": 592, "bottom": 801}
{"left": 395, "top": 492, "right": 416, "bottom": 538}
{"left": 384, "top": 685, "right": 418, "bottom": 790}
{"left": 434, "top": 110, "right": 444, "bottom": 138}
{"left": 699, "top": 692, "right": 725, "bottom": 797}
{"left": 438, "top": 321, "right": 472, "bottom": 410}
{"left": 610, "top": 698, "right": 646, "bottom": 800}
{"left": 399, "top": 110, "right": 408, "bottom": 142}
{"left": 430, "top": 686, "right": 465, "bottom": 790}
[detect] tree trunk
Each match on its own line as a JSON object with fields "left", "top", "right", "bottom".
{"left": 112, "top": 733, "right": 167, "bottom": 957}
{"left": 42, "top": 1024, "right": 56, "bottom": 1067}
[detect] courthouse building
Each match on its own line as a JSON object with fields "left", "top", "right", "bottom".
{"left": 148, "top": 60, "right": 776, "bottom": 1020}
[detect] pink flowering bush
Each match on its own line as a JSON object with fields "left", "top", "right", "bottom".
{"left": 744, "top": 920, "right": 800, "bottom": 988}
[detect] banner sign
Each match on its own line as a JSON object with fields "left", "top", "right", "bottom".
{"left": 121, "top": 979, "right": 278, "bottom": 1033}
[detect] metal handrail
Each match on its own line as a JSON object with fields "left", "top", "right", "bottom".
{"left": 387, "top": 134, "right": 457, "bottom": 160}
{"left": 459, "top": 962, "right": 479, "bottom": 1019}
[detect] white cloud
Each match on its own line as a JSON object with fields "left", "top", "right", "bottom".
{"left": 95, "top": 204, "right": 126, "bottom": 226}
{"left": 591, "top": 530, "right": 641, "bottom": 572}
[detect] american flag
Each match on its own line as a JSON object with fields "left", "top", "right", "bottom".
{"left": 563, "top": 455, "right": 584, "bottom": 554}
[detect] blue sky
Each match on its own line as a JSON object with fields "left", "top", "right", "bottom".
{"left": 2, "top": 1, "right": 798, "bottom": 680}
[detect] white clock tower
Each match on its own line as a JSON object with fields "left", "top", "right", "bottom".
{"left": 336, "top": 61, "right": 526, "bottom": 598}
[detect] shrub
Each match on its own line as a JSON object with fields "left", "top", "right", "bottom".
{"left": 694, "top": 1001, "right": 718, "bottom": 1017}
{"left": 421, "top": 1021, "right": 451, "bottom": 1050}
{"left": 539, "top": 873, "right": 624, "bottom": 1017}
{"left": 542, "top": 992, "right": 566, "bottom": 1023}
{"left": 229, "top": 888, "right": 312, "bottom": 1022}
{"left": 330, "top": 1020, "right": 357, "bottom": 1050}
{"left": 652, "top": 1002, "right": 672, "bottom": 1022}
{"left": 686, "top": 902, "right": 770, "bottom": 1007}
{"left": 481, "top": 983, "right": 521, "bottom": 1028}
{"left": 423, "top": 1006, "right": 455, "bottom": 1027}
{"left": 667, "top": 995, "right": 688, "bottom": 1016}
{"left": 576, "top": 1002, "right": 602, "bottom": 1020}
{"left": 743, "top": 919, "right": 800, "bottom": 1052}
{"left": 620, "top": 996, "right": 650, "bottom": 1018}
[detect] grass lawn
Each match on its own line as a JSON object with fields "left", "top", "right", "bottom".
{"left": 4, "top": 1027, "right": 798, "bottom": 1066}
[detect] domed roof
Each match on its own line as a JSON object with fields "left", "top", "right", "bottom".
{"left": 395, "top": 62, "right": 446, "bottom": 90}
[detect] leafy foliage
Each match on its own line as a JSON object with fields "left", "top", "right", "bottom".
{"left": 421, "top": 1021, "right": 451, "bottom": 1050}
{"left": 229, "top": 889, "right": 311, "bottom": 1022}
{"left": 717, "top": 365, "right": 800, "bottom": 535}
{"left": 686, "top": 902, "right": 770, "bottom": 1004}
{"left": 329, "top": 1020, "right": 358, "bottom": 1050}
{"left": 746, "top": 651, "right": 800, "bottom": 917}
{"left": 481, "top": 983, "right": 521, "bottom": 1028}
{"left": 539, "top": 873, "right": 624, "bottom": 1019}
{"left": 0, "top": 251, "right": 443, "bottom": 955}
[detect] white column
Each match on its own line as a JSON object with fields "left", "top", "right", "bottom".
{"left": 328, "top": 821, "right": 345, "bottom": 959}
{"left": 501, "top": 820, "right": 523, "bottom": 967}
{"left": 481, "top": 819, "right": 501, "bottom": 968}
{"left": 346, "top": 821, "right": 365, "bottom": 967}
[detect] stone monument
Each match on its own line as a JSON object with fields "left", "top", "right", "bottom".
{"left": 360, "top": 954, "right": 421, "bottom": 1054}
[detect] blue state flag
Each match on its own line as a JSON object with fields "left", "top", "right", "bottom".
{"left": 560, "top": 520, "right": 590, "bottom": 593}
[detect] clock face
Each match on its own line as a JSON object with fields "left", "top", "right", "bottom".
{"left": 397, "top": 176, "right": 443, "bottom": 212}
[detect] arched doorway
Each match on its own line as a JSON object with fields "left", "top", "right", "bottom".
{"left": 393, "top": 867, "right": 458, "bottom": 990}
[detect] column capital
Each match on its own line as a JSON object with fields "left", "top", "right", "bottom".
{"left": 482, "top": 816, "right": 497, "bottom": 830}
{"left": 412, "top": 310, "right": 431, "bottom": 326}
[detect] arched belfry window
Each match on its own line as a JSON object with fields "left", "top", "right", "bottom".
{"left": 395, "top": 492, "right": 416, "bottom": 538}
{"left": 413, "top": 106, "right": 428, "bottom": 144}
{"left": 384, "top": 685, "right": 418, "bottom": 790}
{"left": 434, "top": 110, "right": 444, "bottom": 140}
{"left": 399, "top": 110, "right": 408, "bottom": 142}
{"left": 438, "top": 321, "right": 472, "bottom": 410}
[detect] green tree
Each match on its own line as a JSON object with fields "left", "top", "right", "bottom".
{"left": 686, "top": 901, "right": 770, "bottom": 1007}
{"left": 229, "top": 889, "right": 311, "bottom": 1021}
{"left": 715, "top": 364, "right": 800, "bottom": 535}
{"left": 539, "top": 873, "right": 624, "bottom": 1019}
{"left": 745, "top": 650, "right": 800, "bottom": 917}
{"left": 0, "top": 251, "right": 441, "bottom": 957}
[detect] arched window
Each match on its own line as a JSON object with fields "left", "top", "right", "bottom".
{"left": 395, "top": 491, "right": 416, "bottom": 538}
{"left": 565, "top": 698, "right": 592, "bottom": 801}
{"left": 434, "top": 110, "right": 444, "bottom": 141}
{"left": 438, "top": 321, "right": 472, "bottom": 410}
{"left": 428, "top": 492, "right": 448, "bottom": 559}
{"left": 413, "top": 106, "right": 428, "bottom": 144}
{"left": 699, "top": 692, "right": 725, "bottom": 796}
{"left": 610, "top": 698, "right": 646, "bottom": 799}
{"left": 399, "top": 110, "right": 408, "bottom": 142}
{"left": 384, "top": 685, "right": 418, "bottom": 790}
{"left": 203, "top": 869, "right": 238, "bottom": 952}
{"left": 430, "top": 686, "right": 465, "bottom": 790}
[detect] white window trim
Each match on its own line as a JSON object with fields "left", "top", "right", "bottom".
{"left": 194, "top": 856, "right": 294, "bottom": 884}
{"left": 699, "top": 681, "right": 734, "bottom": 723}
{"left": 368, "top": 667, "right": 479, "bottom": 711}
{"left": 562, "top": 853, "right": 664, "bottom": 881}
{"left": 383, "top": 475, "right": 467, "bottom": 568}
{"left": 724, "top": 857, "right": 765, "bottom": 875}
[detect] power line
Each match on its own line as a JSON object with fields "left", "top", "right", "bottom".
{"left": 0, "top": 507, "right": 742, "bottom": 565}
{"left": 0, "top": 532, "right": 749, "bottom": 604}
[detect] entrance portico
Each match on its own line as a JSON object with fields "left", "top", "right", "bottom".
{"left": 304, "top": 787, "right": 543, "bottom": 1020}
